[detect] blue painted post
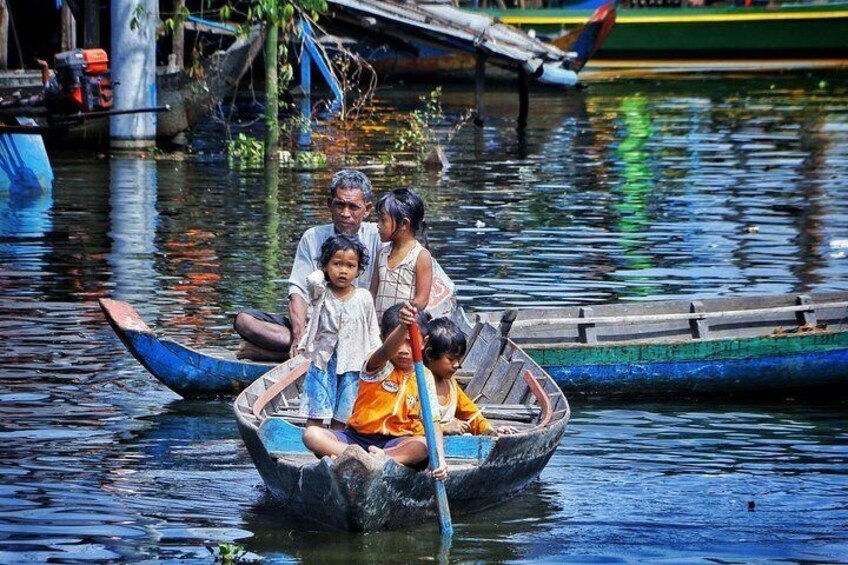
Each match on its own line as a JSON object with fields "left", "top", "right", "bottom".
{"left": 299, "top": 20, "right": 344, "bottom": 115}
{"left": 298, "top": 39, "right": 313, "bottom": 147}
{"left": 110, "top": 0, "right": 157, "bottom": 149}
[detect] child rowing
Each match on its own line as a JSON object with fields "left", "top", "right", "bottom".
{"left": 302, "top": 303, "right": 448, "bottom": 481}
{"left": 423, "top": 317, "right": 519, "bottom": 437}
{"left": 297, "top": 235, "right": 381, "bottom": 430}
{"left": 371, "top": 188, "right": 434, "bottom": 321}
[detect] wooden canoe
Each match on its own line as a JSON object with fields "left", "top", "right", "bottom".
{"left": 476, "top": 291, "right": 848, "bottom": 396}
{"left": 233, "top": 314, "right": 569, "bottom": 532}
{"left": 98, "top": 298, "right": 274, "bottom": 398}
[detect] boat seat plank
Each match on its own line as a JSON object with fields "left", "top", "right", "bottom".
{"left": 480, "top": 404, "right": 540, "bottom": 423}
{"left": 485, "top": 419, "right": 535, "bottom": 431}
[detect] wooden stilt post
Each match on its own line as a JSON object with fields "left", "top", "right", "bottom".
{"left": 61, "top": 1, "right": 77, "bottom": 51}
{"left": 84, "top": 0, "right": 100, "bottom": 48}
{"left": 0, "top": 0, "right": 8, "bottom": 70}
{"left": 172, "top": 0, "right": 185, "bottom": 70}
{"left": 474, "top": 51, "right": 485, "bottom": 127}
{"left": 517, "top": 65, "right": 529, "bottom": 130}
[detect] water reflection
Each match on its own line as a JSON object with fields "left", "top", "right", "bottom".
{"left": 240, "top": 482, "right": 564, "bottom": 564}
{"left": 2, "top": 75, "right": 848, "bottom": 563}
{"left": 108, "top": 158, "right": 159, "bottom": 313}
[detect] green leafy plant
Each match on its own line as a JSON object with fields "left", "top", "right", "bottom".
{"left": 209, "top": 542, "right": 261, "bottom": 564}
{"left": 381, "top": 88, "right": 469, "bottom": 168}
{"left": 228, "top": 133, "right": 265, "bottom": 167}
{"left": 294, "top": 150, "right": 328, "bottom": 169}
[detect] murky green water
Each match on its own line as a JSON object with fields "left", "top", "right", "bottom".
{"left": 2, "top": 74, "right": 848, "bottom": 563}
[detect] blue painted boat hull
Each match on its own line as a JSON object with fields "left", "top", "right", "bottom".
{"left": 544, "top": 348, "right": 848, "bottom": 396}
{"left": 99, "top": 298, "right": 274, "bottom": 398}
{"left": 0, "top": 118, "right": 53, "bottom": 191}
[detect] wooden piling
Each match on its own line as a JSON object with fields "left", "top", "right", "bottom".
{"left": 474, "top": 52, "right": 485, "bottom": 126}
{"left": 517, "top": 65, "right": 529, "bottom": 129}
{"left": 0, "top": 0, "right": 8, "bottom": 70}
{"left": 171, "top": 0, "right": 185, "bottom": 70}
{"left": 61, "top": 1, "right": 77, "bottom": 51}
{"left": 84, "top": 0, "right": 100, "bottom": 48}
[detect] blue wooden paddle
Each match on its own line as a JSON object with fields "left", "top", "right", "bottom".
{"left": 409, "top": 321, "right": 454, "bottom": 537}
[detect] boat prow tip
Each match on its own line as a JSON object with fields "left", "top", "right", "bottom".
{"left": 97, "top": 297, "right": 153, "bottom": 334}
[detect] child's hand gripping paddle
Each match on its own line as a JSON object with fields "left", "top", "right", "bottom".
{"left": 409, "top": 321, "right": 454, "bottom": 537}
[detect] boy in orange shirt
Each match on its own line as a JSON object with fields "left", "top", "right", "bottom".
{"left": 302, "top": 303, "right": 447, "bottom": 480}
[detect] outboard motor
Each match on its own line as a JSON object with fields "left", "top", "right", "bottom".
{"left": 46, "top": 48, "right": 113, "bottom": 115}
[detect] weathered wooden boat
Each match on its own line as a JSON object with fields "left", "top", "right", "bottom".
{"left": 233, "top": 315, "right": 569, "bottom": 531}
{"left": 480, "top": 1, "right": 848, "bottom": 72}
{"left": 321, "top": 0, "right": 615, "bottom": 86}
{"left": 103, "top": 291, "right": 848, "bottom": 398}
{"left": 99, "top": 298, "right": 275, "bottom": 398}
{"left": 476, "top": 291, "right": 848, "bottom": 396}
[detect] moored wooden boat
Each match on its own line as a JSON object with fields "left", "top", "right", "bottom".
{"left": 233, "top": 316, "right": 569, "bottom": 531}
{"left": 480, "top": 1, "right": 848, "bottom": 71}
{"left": 476, "top": 291, "right": 848, "bottom": 396}
{"left": 99, "top": 298, "right": 274, "bottom": 398}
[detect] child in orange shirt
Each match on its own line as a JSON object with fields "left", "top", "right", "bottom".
{"left": 423, "top": 317, "right": 519, "bottom": 437}
{"left": 302, "top": 303, "right": 448, "bottom": 480}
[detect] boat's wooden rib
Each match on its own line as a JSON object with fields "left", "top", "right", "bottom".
{"left": 233, "top": 316, "right": 569, "bottom": 532}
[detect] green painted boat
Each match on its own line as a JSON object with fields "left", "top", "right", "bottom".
{"left": 474, "top": 291, "right": 848, "bottom": 396}
{"left": 479, "top": 2, "right": 848, "bottom": 66}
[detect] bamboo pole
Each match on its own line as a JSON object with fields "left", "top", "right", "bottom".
{"left": 172, "top": 0, "right": 185, "bottom": 70}
{"left": 264, "top": 20, "right": 279, "bottom": 161}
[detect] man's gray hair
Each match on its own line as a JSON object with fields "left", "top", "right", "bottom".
{"left": 329, "top": 169, "right": 374, "bottom": 202}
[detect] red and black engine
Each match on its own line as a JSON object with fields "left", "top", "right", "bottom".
{"left": 45, "top": 48, "right": 113, "bottom": 116}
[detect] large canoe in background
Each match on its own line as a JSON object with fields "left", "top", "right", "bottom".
{"left": 234, "top": 316, "right": 569, "bottom": 531}
{"left": 476, "top": 292, "right": 848, "bottom": 396}
{"left": 480, "top": 2, "right": 848, "bottom": 71}
{"left": 99, "top": 298, "right": 274, "bottom": 399}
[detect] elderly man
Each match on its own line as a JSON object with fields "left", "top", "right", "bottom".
{"left": 234, "top": 169, "right": 382, "bottom": 361}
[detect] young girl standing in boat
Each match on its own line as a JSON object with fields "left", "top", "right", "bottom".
{"left": 371, "top": 189, "right": 434, "bottom": 321}
{"left": 298, "top": 234, "right": 381, "bottom": 430}
{"left": 301, "top": 302, "right": 448, "bottom": 481}
{"left": 423, "top": 317, "right": 518, "bottom": 437}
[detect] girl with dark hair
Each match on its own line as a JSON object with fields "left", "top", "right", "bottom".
{"left": 371, "top": 188, "right": 434, "bottom": 321}
{"left": 297, "top": 234, "right": 381, "bottom": 430}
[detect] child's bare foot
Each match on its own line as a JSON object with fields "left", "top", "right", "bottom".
{"left": 368, "top": 446, "right": 386, "bottom": 458}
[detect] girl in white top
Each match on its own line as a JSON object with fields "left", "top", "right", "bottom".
{"left": 371, "top": 188, "right": 434, "bottom": 321}
{"left": 298, "top": 234, "right": 381, "bottom": 430}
